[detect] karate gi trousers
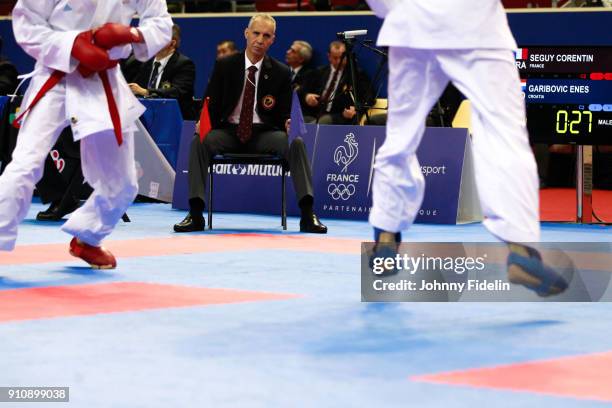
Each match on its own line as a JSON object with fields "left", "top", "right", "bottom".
{"left": 0, "top": 81, "right": 138, "bottom": 250}
{"left": 369, "top": 47, "right": 540, "bottom": 243}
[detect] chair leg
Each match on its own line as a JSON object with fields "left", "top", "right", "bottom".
{"left": 281, "top": 169, "right": 287, "bottom": 230}
{"left": 208, "top": 166, "right": 213, "bottom": 230}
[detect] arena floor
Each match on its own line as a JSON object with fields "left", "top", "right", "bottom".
{"left": 1, "top": 202, "right": 611, "bottom": 407}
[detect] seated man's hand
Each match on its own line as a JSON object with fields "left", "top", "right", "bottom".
{"left": 285, "top": 118, "right": 291, "bottom": 133}
{"left": 129, "top": 83, "right": 149, "bottom": 97}
{"left": 305, "top": 93, "right": 320, "bottom": 107}
{"left": 343, "top": 106, "right": 357, "bottom": 119}
{"left": 195, "top": 120, "right": 200, "bottom": 135}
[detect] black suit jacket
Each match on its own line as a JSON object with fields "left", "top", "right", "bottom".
{"left": 292, "top": 65, "right": 312, "bottom": 107}
{"left": 0, "top": 59, "right": 18, "bottom": 96}
{"left": 132, "top": 51, "right": 196, "bottom": 119}
{"left": 301, "top": 65, "right": 373, "bottom": 118}
{"left": 291, "top": 65, "right": 312, "bottom": 92}
{"left": 204, "top": 52, "right": 292, "bottom": 131}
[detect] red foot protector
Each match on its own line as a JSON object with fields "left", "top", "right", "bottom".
{"left": 0, "top": 282, "right": 298, "bottom": 323}
{"left": 69, "top": 237, "right": 117, "bottom": 269}
{"left": 412, "top": 351, "right": 612, "bottom": 402}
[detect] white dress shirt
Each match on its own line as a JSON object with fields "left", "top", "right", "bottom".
{"left": 323, "top": 66, "right": 343, "bottom": 112}
{"left": 149, "top": 51, "right": 174, "bottom": 89}
{"left": 229, "top": 54, "right": 264, "bottom": 125}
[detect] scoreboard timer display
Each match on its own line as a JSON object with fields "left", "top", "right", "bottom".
{"left": 517, "top": 47, "right": 612, "bottom": 145}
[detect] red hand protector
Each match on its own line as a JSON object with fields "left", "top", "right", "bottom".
{"left": 77, "top": 59, "right": 119, "bottom": 78}
{"left": 72, "top": 31, "right": 110, "bottom": 76}
{"left": 93, "top": 23, "right": 143, "bottom": 49}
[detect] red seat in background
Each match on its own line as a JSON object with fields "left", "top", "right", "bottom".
{"left": 501, "top": 0, "right": 554, "bottom": 7}
{"left": 255, "top": 0, "right": 315, "bottom": 11}
{"left": 330, "top": 0, "right": 360, "bottom": 9}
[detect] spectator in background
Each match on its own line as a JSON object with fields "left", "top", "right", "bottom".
{"left": 301, "top": 40, "right": 373, "bottom": 124}
{"left": 128, "top": 24, "right": 196, "bottom": 119}
{"left": 0, "top": 36, "right": 18, "bottom": 95}
{"left": 216, "top": 40, "right": 239, "bottom": 60}
{"left": 285, "top": 40, "right": 313, "bottom": 93}
{"left": 286, "top": 40, "right": 313, "bottom": 121}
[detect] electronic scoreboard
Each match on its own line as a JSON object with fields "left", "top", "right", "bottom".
{"left": 517, "top": 47, "right": 612, "bottom": 145}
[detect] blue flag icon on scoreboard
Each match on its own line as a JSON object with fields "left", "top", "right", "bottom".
{"left": 289, "top": 89, "right": 307, "bottom": 143}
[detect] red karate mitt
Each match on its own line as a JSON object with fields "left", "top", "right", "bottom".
{"left": 93, "top": 23, "right": 143, "bottom": 49}
{"left": 71, "top": 31, "right": 110, "bottom": 77}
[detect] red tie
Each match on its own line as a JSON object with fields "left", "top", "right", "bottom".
{"left": 236, "top": 65, "right": 258, "bottom": 144}
{"left": 320, "top": 68, "right": 339, "bottom": 111}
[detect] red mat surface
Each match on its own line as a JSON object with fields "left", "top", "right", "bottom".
{"left": 0, "top": 234, "right": 360, "bottom": 266}
{"left": 0, "top": 282, "right": 298, "bottom": 323}
{"left": 413, "top": 351, "right": 612, "bottom": 402}
{"left": 540, "top": 188, "right": 612, "bottom": 222}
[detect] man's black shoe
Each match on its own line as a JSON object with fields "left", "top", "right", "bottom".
{"left": 173, "top": 214, "right": 205, "bottom": 232}
{"left": 36, "top": 199, "right": 80, "bottom": 221}
{"left": 299, "top": 213, "right": 327, "bottom": 234}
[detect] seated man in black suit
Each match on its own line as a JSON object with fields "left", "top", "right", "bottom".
{"left": 0, "top": 36, "right": 17, "bottom": 96}
{"left": 174, "top": 13, "right": 327, "bottom": 234}
{"left": 128, "top": 24, "right": 196, "bottom": 120}
{"left": 302, "top": 40, "right": 373, "bottom": 124}
{"left": 285, "top": 40, "right": 313, "bottom": 93}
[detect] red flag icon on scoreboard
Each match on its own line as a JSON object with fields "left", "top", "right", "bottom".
{"left": 520, "top": 79, "right": 527, "bottom": 93}
{"left": 199, "top": 97, "right": 212, "bottom": 142}
{"left": 514, "top": 48, "right": 529, "bottom": 60}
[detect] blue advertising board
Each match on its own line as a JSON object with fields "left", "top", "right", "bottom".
{"left": 312, "top": 125, "right": 379, "bottom": 221}
{"left": 172, "top": 124, "right": 473, "bottom": 224}
{"left": 415, "top": 128, "right": 470, "bottom": 224}
{"left": 311, "top": 125, "right": 470, "bottom": 223}
{"left": 139, "top": 99, "right": 183, "bottom": 169}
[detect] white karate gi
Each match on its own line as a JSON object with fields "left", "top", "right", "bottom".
{"left": 0, "top": 0, "right": 172, "bottom": 250}
{"left": 367, "top": 0, "right": 540, "bottom": 243}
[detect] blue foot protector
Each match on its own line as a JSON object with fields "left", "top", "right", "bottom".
{"left": 369, "top": 228, "right": 402, "bottom": 276}
{"left": 507, "top": 247, "right": 569, "bottom": 297}
{"left": 373, "top": 228, "right": 401, "bottom": 243}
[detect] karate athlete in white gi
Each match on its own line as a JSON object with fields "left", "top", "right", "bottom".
{"left": 0, "top": 0, "right": 172, "bottom": 268}
{"left": 366, "top": 0, "right": 567, "bottom": 296}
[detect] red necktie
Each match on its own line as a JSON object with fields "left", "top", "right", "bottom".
{"left": 320, "top": 68, "right": 339, "bottom": 111}
{"left": 236, "top": 65, "right": 258, "bottom": 143}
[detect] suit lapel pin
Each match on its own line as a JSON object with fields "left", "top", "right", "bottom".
{"left": 264, "top": 74, "right": 269, "bottom": 80}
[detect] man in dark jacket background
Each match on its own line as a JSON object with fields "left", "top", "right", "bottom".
{"left": 302, "top": 40, "right": 373, "bottom": 124}
{"left": 128, "top": 24, "right": 196, "bottom": 119}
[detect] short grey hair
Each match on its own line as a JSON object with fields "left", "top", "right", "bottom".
{"left": 293, "top": 40, "right": 313, "bottom": 63}
{"left": 248, "top": 13, "right": 276, "bottom": 33}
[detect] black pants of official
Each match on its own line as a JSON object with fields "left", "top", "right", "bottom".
{"left": 188, "top": 125, "right": 314, "bottom": 209}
